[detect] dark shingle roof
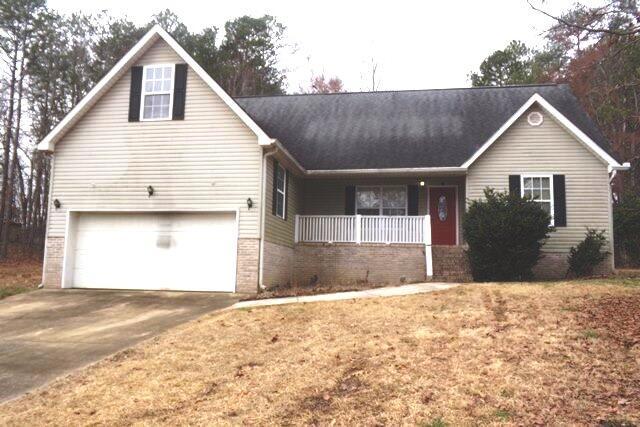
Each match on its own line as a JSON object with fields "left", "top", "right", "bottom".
{"left": 235, "top": 84, "right": 612, "bottom": 170}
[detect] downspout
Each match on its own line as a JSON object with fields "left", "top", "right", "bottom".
{"left": 258, "top": 145, "right": 278, "bottom": 291}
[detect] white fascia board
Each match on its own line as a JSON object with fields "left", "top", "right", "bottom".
{"left": 152, "top": 26, "right": 273, "bottom": 146}
{"left": 37, "top": 24, "right": 273, "bottom": 151}
{"left": 461, "top": 93, "right": 623, "bottom": 169}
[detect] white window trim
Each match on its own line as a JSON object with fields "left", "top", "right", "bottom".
{"left": 355, "top": 185, "right": 409, "bottom": 216}
{"left": 275, "top": 163, "right": 287, "bottom": 219}
{"left": 520, "top": 173, "right": 555, "bottom": 226}
{"left": 140, "top": 63, "right": 175, "bottom": 122}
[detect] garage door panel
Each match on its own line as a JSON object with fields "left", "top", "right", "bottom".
{"left": 70, "top": 212, "right": 236, "bottom": 292}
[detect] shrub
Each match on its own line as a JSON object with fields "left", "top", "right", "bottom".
{"left": 463, "top": 188, "right": 553, "bottom": 281}
{"left": 613, "top": 193, "right": 640, "bottom": 267}
{"left": 567, "top": 228, "right": 609, "bottom": 277}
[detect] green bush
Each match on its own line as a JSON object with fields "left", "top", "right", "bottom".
{"left": 613, "top": 193, "right": 640, "bottom": 267}
{"left": 567, "top": 229, "right": 609, "bottom": 277}
{"left": 463, "top": 188, "right": 553, "bottom": 281}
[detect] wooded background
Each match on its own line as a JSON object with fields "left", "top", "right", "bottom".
{"left": 0, "top": 0, "right": 637, "bottom": 259}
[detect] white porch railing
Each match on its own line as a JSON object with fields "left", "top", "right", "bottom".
{"left": 295, "top": 214, "right": 431, "bottom": 244}
{"left": 295, "top": 214, "right": 433, "bottom": 276}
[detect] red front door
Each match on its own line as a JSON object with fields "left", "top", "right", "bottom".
{"left": 429, "top": 187, "right": 457, "bottom": 245}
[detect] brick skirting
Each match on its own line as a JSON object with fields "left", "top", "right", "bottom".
{"left": 42, "top": 236, "right": 64, "bottom": 288}
{"left": 292, "top": 243, "right": 426, "bottom": 286}
{"left": 262, "top": 241, "right": 294, "bottom": 288}
{"left": 532, "top": 251, "right": 613, "bottom": 280}
{"left": 235, "top": 238, "right": 260, "bottom": 293}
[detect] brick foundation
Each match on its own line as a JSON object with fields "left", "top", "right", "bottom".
{"left": 533, "top": 252, "right": 613, "bottom": 280}
{"left": 235, "top": 238, "right": 260, "bottom": 293}
{"left": 432, "top": 245, "right": 473, "bottom": 282}
{"left": 262, "top": 241, "right": 294, "bottom": 288}
{"left": 42, "top": 236, "right": 64, "bottom": 288}
{"left": 293, "top": 243, "right": 426, "bottom": 286}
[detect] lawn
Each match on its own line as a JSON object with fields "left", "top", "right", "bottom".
{"left": 0, "top": 251, "right": 42, "bottom": 300}
{"left": 1, "top": 278, "right": 639, "bottom": 425}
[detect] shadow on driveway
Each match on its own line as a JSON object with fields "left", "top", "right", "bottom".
{"left": 0, "top": 289, "right": 239, "bottom": 403}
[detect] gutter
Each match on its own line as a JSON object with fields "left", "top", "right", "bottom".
{"left": 609, "top": 162, "right": 632, "bottom": 172}
{"left": 305, "top": 166, "right": 467, "bottom": 176}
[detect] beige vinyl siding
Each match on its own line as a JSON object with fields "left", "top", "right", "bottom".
{"left": 466, "top": 107, "right": 612, "bottom": 252}
{"left": 47, "top": 39, "right": 262, "bottom": 239}
{"left": 264, "top": 158, "right": 301, "bottom": 247}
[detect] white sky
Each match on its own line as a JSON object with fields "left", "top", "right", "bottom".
{"left": 49, "top": 0, "right": 599, "bottom": 93}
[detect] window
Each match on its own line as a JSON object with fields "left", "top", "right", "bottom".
{"left": 356, "top": 186, "right": 407, "bottom": 216}
{"left": 521, "top": 175, "right": 554, "bottom": 225}
{"left": 141, "top": 64, "right": 174, "bottom": 120}
{"left": 275, "top": 163, "right": 287, "bottom": 219}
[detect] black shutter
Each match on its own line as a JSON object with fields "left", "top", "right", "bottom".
{"left": 128, "top": 66, "right": 143, "bottom": 122}
{"left": 272, "top": 160, "right": 279, "bottom": 215}
{"left": 345, "top": 186, "right": 356, "bottom": 215}
{"left": 553, "top": 175, "right": 567, "bottom": 226}
{"left": 509, "top": 175, "right": 521, "bottom": 196}
{"left": 172, "top": 64, "right": 188, "bottom": 120}
{"left": 408, "top": 185, "right": 420, "bottom": 215}
{"left": 283, "top": 170, "right": 289, "bottom": 221}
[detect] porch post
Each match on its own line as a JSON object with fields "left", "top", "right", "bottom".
{"left": 294, "top": 214, "right": 300, "bottom": 243}
{"left": 424, "top": 214, "right": 433, "bottom": 277}
{"left": 355, "top": 214, "right": 362, "bottom": 244}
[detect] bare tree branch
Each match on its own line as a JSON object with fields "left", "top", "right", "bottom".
{"left": 527, "top": 0, "right": 640, "bottom": 36}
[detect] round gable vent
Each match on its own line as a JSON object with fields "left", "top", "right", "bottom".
{"left": 527, "top": 111, "right": 544, "bottom": 126}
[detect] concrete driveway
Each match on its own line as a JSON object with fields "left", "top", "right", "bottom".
{"left": 0, "top": 289, "right": 239, "bottom": 403}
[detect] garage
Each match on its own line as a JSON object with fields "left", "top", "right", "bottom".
{"left": 64, "top": 212, "right": 237, "bottom": 292}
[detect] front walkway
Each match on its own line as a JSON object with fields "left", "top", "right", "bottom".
{"left": 233, "top": 282, "right": 458, "bottom": 309}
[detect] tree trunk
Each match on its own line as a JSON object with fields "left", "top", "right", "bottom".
{"left": 0, "top": 41, "right": 19, "bottom": 258}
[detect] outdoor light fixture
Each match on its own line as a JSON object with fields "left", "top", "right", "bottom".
{"left": 53, "top": 199, "right": 61, "bottom": 209}
{"left": 147, "top": 185, "right": 154, "bottom": 197}
{"left": 419, "top": 181, "right": 425, "bottom": 187}
{"left": 247, "top": 197, "right": 253, "bottom": 209}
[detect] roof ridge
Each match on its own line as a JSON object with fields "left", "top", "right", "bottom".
{"left": 235, "top": 83, "right": 563, "bottom": 99}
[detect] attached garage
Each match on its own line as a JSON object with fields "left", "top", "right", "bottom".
{"left": 62, "top": 211, "right": 237, "bottom": 292}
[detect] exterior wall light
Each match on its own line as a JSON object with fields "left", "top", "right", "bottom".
{"left": 53, "top": 199, "right": 61, "bottom": 209}
{"left": 147, "top": 185, "right": 154, "bottom": 197}
{"left": 419, "top": 181, "right": 425, "bottom": 187}
{"left": 247, "top": 197, "right": 253, "bottom": 209}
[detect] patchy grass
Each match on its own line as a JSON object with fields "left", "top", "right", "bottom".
{"left": 1, "top": 278, "right": 640, "bottom": 425}
{"left": 0, "top": 249, "right": 42, "bottom": 300}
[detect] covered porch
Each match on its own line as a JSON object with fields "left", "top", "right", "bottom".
{"left": 295, "top": 174, "right": 467, "bottom": 247}
{"left": 272, "top": 172, "right": 472, "bottom": 287}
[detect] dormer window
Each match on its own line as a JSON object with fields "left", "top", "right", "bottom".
{"left": 141, "top": 64, "right": 174, "bottom": 120}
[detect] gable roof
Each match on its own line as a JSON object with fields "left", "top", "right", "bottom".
{"left": 236, "top": 84, "right": 622, "bottom": 170}
{"left": 38, "top": 25, "right": 274, "bottom": 151}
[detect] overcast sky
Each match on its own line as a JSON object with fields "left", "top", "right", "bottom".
{"left": 49, "top": 0, "right": 599, "bottom": 93}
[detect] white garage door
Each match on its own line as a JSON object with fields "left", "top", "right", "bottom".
{"left": 70, "top": 212, "right": 237, "bottom": 292}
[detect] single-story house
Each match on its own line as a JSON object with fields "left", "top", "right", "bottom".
{"left": 38, "top": 25, "right": 630, "bottom": 293}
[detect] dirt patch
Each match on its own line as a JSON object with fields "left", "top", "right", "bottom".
{"left": 1, "top": 278, "right": 640, "bottom": 425}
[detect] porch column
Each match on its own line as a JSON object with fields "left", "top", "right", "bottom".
{"left": 424, "top": 214, "right": 433, "bottom": 277}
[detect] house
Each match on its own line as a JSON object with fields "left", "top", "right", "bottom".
{"left": 38, "top": 25, "right": 630, "bottom": 293}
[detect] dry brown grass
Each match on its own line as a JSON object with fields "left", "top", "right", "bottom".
{"left": 0, "top": 248, "right": 42, "bottom": 300}
{"left": 1, "top": 279, "right": 640, "bottom": 426}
